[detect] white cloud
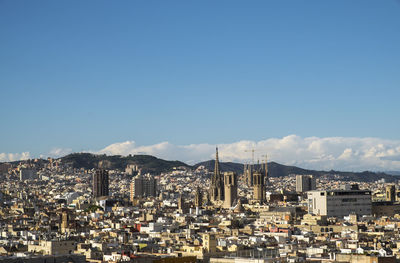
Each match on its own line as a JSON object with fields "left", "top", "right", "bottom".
{"left": 48, "top": 148, "right": 73, "bottom": 158}
{"left": 2, "top": 135, "right": 400, "bottom": 171}
{"left": 0, "top": 147, "right": 72, "bottom": 162}
{"left": 97, "top": 135, "right": 400, "bottom": 171}
{"left": 0, "top": 152, "right": 31, "bottom": 162}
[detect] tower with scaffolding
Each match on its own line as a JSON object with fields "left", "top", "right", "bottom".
{"left": 244, "top": 149, "right": 269, "bottom": 203}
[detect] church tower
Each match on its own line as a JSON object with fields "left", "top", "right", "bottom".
{"left": 223, "top": 172, "right": 237, "bottom": 208}
{"left": 210, "top": 147, "right": 224, "bottom": 202}
{"left": 253, "top": 170, "right": 265, "bottom": 203}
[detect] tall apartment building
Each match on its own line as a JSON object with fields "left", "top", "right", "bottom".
{"left": 92, "top": 169, "right": 109, "bottom": 198}
{"left": 296, "top": 175, "right": 316, "bottom": 193}
{"left": 307, "top": 189, "right": 372, "bottom": 218}
{"left": 0, "top": 163, "right": 10, "bottom": 175}
{"left": 19, "top": 168, "right": 37, "bottom": 181}
{"left": 130, "top": 174, "right": 157, "bottom": 201}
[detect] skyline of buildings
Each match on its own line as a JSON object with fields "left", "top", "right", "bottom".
{"left": 2, "top": 151, "right": 400, "bottom": 262}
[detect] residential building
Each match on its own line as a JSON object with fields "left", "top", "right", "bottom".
{"left": 307, "top": 188, "right": 372, "bottom": 217}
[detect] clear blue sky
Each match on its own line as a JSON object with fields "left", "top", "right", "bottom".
{"left": 1, "top": 0, "right": 400, "bottom": 156}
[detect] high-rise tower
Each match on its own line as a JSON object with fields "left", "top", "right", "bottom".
{"left": 195, "top": 187, "right": 203, "bottom": 207}
{"left": 210, "top": 147, "right": 224, "bottom": 202}
{"left": 296, "top": 175, "right": 316, "bottom": 193}
{"left": 93, "top": 169, "right": 109, "bottom": 198}
{"left": 130, "top": 173, "right": 157, "bottom": 201}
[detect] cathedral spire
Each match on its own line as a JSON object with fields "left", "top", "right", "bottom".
{"left": 214, "top": 147, "right": 220, "bottom": 178}
{"left": 210, "top": 146, "right": 224, "bottom": 202}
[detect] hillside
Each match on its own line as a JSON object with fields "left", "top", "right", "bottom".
{"left": 60, "top": 153, "right": 189, "bottom": 174}
{"left": 193, "top": 160, "right": 398, "bottom": 182}
{"left": 3, "top": 152, "right": 397, "bottom": 182}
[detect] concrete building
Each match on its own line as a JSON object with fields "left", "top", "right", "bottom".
{"left": 0, "top": 163, "right": 10, "bottom": 175}
{"left": 130, "top": 173, "right": 157, "bottom": 200}
{"left": 194, "top": 187, "right": 202, "bottom": 207}
{"left": 296, "top": 175, "right": 316, "bottom": 193}
{"left": 385, "top": 185, "right": 396, "bottom": 202}
{"left": 178, "top": 195, "right": 188, "bottom": 214}
{"left": 28, "top": 240, "right": 76, "bottom": 255}
{"left": 336, "top": 254, "right": 395, "bottom": 263}
{"left": 307, "top": 189, "right": 372, "bottom": 217}
{"left": 19, "top": 168, "right": 37, "bottom": 181}
{"left": 92, "top": 169, "right": 109, "bottom": 198}
{"left": 372, "top": 201, "right": 400, "bottom": 217}
{"left": 125, "top": 164, "right": 139, "bottom": 176}
{"left": 202, "top": 233, "right": 217, "bottom": 254}
{"left": 223, "top": 172, "right": 237, "bottom": 208}
{"left": 0, "top": 255, "right": 85, "bottom": 263}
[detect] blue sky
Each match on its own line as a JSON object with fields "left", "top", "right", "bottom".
{"left": 1, "top": 0, "right": 400, "bottom": 166}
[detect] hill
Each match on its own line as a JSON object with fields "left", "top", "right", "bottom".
{"left": 60, "top": 153, "right": 189, "bottom": 174}
{"left": 4, "top": 152, "right": 397, "bottom": 182}
{"left": 193, "top": 160, "right": 398, "bottom": 182}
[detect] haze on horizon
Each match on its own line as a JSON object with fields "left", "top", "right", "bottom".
{"left": 1, "top": 1, "right": 400, "bottom": 171}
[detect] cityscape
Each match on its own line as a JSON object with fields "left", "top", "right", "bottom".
{"left": 1, "top": 1, "right": 400, "bottom": 263}
{"left": 1, "top": 149, "right": 400, "bottom": 263}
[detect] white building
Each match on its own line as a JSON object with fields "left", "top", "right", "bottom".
{"left": 307, "top": 189, "right": 371, "bottom": 217}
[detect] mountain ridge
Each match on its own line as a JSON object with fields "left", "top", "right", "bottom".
{"left": 58, "top": 153, "right": 400, "bottom": 182}
{"left": 193, "top": 160, "right": 398, "bottom": 182}
{"left": 2, "top": 153, "right": 397, "bottom": 182}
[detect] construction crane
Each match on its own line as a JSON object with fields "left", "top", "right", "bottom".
{"left": 261, "top": 154, "right": 268, "bottom": 174}
{"left": 244, "top": 148, "right": 257, "bottom": 165}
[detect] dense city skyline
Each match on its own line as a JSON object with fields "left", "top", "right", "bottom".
{"left": 2, "top": 2, "right": 400, "bottom": 262}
